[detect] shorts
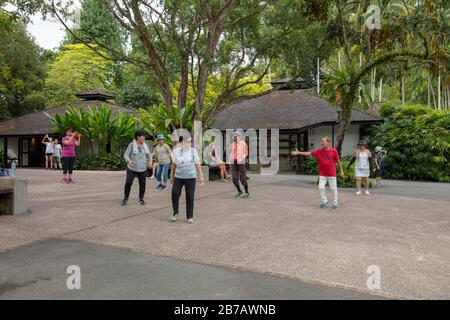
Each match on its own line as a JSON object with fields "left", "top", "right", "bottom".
{"left": 209, "top": 160, "right": 217, "bottom": 167}
{"left": 53, "top": 156, "right": 62, "bottom": 163}
{"left": 45, "top": 153, "right": 53, "bottom": 157}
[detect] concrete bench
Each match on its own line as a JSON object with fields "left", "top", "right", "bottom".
{"left": 0, "top": 177, "right": 28, "bottom": 215}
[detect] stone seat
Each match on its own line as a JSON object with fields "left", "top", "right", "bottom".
{"left": 0, "top": 177, "right": 28, "bottom": 215}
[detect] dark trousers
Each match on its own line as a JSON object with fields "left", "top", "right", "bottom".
{"left": 231, "top": 162, "right": 248, "bottom": 193}
{"left": 62, "top": 157, "right": 75, "bottom": 175}
{"left": 124, "top": 168, "right": 147, "bottom": 200}
{"left": 171, "top": 177, "right": 196, "bottom": 219}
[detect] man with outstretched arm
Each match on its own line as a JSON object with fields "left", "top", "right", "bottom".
{"left": 291, "top": 136, "right": 344, "bottom": 209}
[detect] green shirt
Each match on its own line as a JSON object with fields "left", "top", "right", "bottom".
{"left": 155, "top": 144, "right": 172, "bottom": 164}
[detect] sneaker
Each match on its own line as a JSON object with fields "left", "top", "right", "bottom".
{"left": 171, "top": 214, "right": 179, "bottom": 222}
{"left": 331, "top": 204, "right": 339, "bottom": 209}
{"left": 235, "top": 191, "right": 243, "bottom": 198}
{"left": 242, "top": 192, "right": 250, "bottom": 198}
{"left": 365, "top": 190, "right": 370, "bottom": 195}
{"left": 160, "top": 185, "right": 167, "bottom": 191}
{"left": 121, "top": 199, "right": 129, "bottom": 206}
{"left": 355, "top": 191, "right": 362, "bottom": 196}
{"left": 187, "top": 218, "right": 194, "bottom": 224}
{"left": 319, "top": 202, "right": 328, "bottom": 208}
{"left": 138, "top": 199, "right": 146, "bottom": 205}
{"left": 156, "top": 184, "right": 162, "bottom": 190}
{"left": 62, "top": 178, "right": 68, "bottom": 184}
{"left": 68, "top": 178, "right": 75, "bottom": 184}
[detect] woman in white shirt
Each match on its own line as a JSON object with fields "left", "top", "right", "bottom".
{"left": 169, "top": 135, "right": 204, "bottom": 223}
{"left": 351, "top": 140, "right": 372, "bottom": 196}
{"left": 42, "top": 134, "right": 54, "bottom": 169}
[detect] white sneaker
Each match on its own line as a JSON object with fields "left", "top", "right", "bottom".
{"left": 171, "top": 214, "right": 179, "bottom": 222}
{"left": 187, "top": 218, "right": 194, "bottom": 224}
{"left": 355, "top": 191, "right": 362, "bottom": 196}
{"left": 365, "top": 190, "right": 370, "bottom": 195}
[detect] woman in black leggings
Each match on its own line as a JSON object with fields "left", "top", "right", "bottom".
{"left": 61, "top": 128, "right": 80, "bottom": 184}
{"left": 169, "top": 136, "right": 204, "bottom": 223}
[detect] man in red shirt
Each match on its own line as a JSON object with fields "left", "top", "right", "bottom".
{"left": 291, "top": 136, "right": 344, "bottom": 209}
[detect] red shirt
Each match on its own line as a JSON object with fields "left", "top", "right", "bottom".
{"left": 311, "top": 148, "right": 340, "bottom": 177}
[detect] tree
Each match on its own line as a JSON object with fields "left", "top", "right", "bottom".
{"left": 40, "top": 0, "right": 281, "bottom": 124}
{"left": 65, "top": 0, "right": 126, "bottom": 54}
{"left": 43, "top": 43, "right": 114, "bottom": 106}
{"left": 0, "top": 11, "right": 46, "bottom": 119}
{"left": 313, "top": 0, "right": 446, "bottom": 154}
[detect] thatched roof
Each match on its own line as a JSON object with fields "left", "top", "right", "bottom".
{"left": 213, "top": 89, "right": 379, "bottom": 130}
{"left": 0, "top": 100, "right": 133, "bottom": 136}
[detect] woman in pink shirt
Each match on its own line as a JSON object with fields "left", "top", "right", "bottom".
{"left": 61, "top": 128, "right": 80, "bottom": 184}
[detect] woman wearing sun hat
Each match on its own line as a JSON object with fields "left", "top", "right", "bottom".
{"left": 374, "top": 146, "right": 387, "bottom": 187}
{"left": 152, "top": 134, "right": 172, "bottom": 191}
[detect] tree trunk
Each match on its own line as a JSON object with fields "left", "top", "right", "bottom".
{"left": 334, "top": 101, "right": 352, "bottom": 155}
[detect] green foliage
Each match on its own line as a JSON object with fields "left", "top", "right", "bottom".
{"left": 369, "top": 103, "right": 450, "bottom": 182}
{"left": 74, "top": 153, "right": 125, "bottom": 171}
{"left": 43, "top": 44, "right": 113, "bottom": 107}
{"left": 52, "top": 105, "right": 138, "bottom": 152}
{"left": 65, "top": 0, "right": 126, "bottom": 54}
{"left": 138, "top": 102, "right": 214, "bottom": 140}
{"left": 0, "top": 12, "right": 46, "bottom": 119}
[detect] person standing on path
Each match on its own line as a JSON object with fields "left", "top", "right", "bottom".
{"left": 42, "top": 134, "right": 54, "bottom": 169}
{"left": 229, "top": 130, "right": 249, "bottom": 198}
{"left": 53, "top": 138, "right": 62, "bottom": 170}
{"left": 169, "top": 135, "right": 204, "bottom": 224}
{"left": 61, "top": 128, "right": 80, "bottom": 184}
{"left": 349, "top": 140, "right": 372, "bottom": 196}
{"left": 374, "top": 146, "right": 387, "bottom": 187}
{"left": 153, "top": 134, "right": 172, "bottom": 191}
{"left": 291, "top": 136, "right": 344, "bottom": 209}
{"left": 122, "top": 131, "right": 152, "bottom": 206}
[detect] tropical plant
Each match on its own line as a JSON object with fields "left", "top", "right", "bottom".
{"left": 52, "top": 104, "right": 137, "bottom": 153}
{"left": 74, "top": 153, "right": 125, "bottom": 171}
{"left": 368, "top": 103, "right": 450, "bottom": 182}
{"left": 138, "top": 102, "right": 215, "bottom": 143}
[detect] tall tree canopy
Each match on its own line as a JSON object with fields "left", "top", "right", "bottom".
{"left": 43, "top": 43, "right": 114, "bottom": 106}
{"left": 40, "top": 0, "right": 281, "bottom": 123}
{"left": 0, "top": 11, "right": 46, "bottom": 120}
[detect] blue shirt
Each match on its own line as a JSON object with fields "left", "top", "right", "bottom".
{"left": 172, "top": 146, "right": 200, "bottom": 179}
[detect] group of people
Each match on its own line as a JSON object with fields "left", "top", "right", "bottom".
{"left": 42, "top": 134, "right": 62, "bottom": 170}
{"left": 291, "top": 137, "right": 386, "bottom": 209}
{"left": 121, "top": 130, "right": 251, "bottom": 223}
{"left": 52, "top": 127, "right": 386, "bottom": 220}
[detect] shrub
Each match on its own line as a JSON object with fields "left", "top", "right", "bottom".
{"left": 74, "top": 153, "right": 125, "bottom": 171}
{"left": 368, "top": 103, "right": 450, "bottom": 182}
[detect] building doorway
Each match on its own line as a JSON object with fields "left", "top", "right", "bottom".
{"left": 18, "top": 137, "right": 43, "bottom": 167}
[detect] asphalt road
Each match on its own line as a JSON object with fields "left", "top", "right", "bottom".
{"left": 0, "top": 239, "right": 383, "bottom": 300}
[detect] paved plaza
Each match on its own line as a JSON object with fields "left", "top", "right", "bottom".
{"left": 0, "top": 169, "right": 449, "bottom": 299}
